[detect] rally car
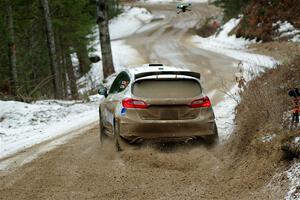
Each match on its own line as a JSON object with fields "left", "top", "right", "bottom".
{"left": 98, "top": 64, "right": 218, "bottom": 151}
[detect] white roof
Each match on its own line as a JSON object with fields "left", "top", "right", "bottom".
{"left": 126, "top": 64, "right": 190, "bottom": 75}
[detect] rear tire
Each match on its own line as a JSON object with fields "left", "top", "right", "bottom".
{"left": 205, "top": 122, "right": 219, "bottom": 147}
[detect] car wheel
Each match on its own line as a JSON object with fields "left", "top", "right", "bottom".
{"left": 99, "top": 109, "right": 106, "bottom": 147}
{"left": 205, "top": 122, "right": 219, "bottom": 147}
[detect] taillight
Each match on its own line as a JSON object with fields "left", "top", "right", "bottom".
{"left": 190, "top": 96, "right": 211, "bottom": 108}
{"left": 122, "top": 98, "right": 148, "bottom": 109}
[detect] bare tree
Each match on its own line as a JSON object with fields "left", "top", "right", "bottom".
{"left": 97, "top": 0, "right": 115, "bottom": 79}
{"left": 6, "top": 0, "right": 18, "bottom": 96}
{"left": 40, "top": 0, "right": 63, "bottom": 99}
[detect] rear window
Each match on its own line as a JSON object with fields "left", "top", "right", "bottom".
{"left": 132, "top": 79, "right": 202, "bottom": 98}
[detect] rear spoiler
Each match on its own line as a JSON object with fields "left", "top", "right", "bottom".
{"left": 134, "top": 71, "right": 200, "bottom": 80}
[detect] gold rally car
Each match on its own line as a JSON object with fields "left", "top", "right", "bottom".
{"left": 98, "top": 64, "right": 218, "bottom": 151}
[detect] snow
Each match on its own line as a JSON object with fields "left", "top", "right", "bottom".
{"left": 291, "top": 35, "right": 300, "bottom": 43}
{"left": 110, "top": 7, "right": 154, "bottom": 40}
{"left": 213, "top": 86, "right": 239, "bottom": 140}
{"left": 0, "top": 97, "right": 104, "bottom": 160}
{"left": 275, "top": 21, "right": 296, "bottom": 33}
{"left": 192, "top": 17, "right": 278, "bottom": 69}
{"left": 136, "top": 15, "right": 166, "bottom": 34}
{"left": 286, "top": 162, "right": 300, "bottom": 200}
{"left": 273, "top": 21, "right": 300, "bottom": 43}
{"left": 260, "top": 134, "right": 276, "bottom": 143}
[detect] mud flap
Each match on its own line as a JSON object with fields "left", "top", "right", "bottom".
{"left": 204, "top": 122, "right": 219, "bottom": 147}
{"left": 114, "top": 122, "right": 132, "bottom": 152}
{"left": 99, "top": 110, "right": 107, "bottom": 147}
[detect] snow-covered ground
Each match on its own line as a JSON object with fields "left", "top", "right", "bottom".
{"left": 110, "top": 7, "right": 154, "bottom": 40}
{"left": 286, "top": 162, "right": 300, "bottom": 200}
{"left": 273, "top": 21, "right": 300, "bottom": 43}
{"left": 192, "top": 17, "right": 278, "bottom": 69}
{"left": 0, "top": 95, "right": 103, "bottom": 160}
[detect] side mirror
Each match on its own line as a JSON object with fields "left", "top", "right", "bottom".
{"left": 98, "top": 85, "right": 108, "bottom": 97}
{"left": 89, "top": 55, "right": 101, "bottom": 63}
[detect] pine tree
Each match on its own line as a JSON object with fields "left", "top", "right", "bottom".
{"left": 214, "top": 0, "right": 251, "bottom": 20}
{"left": 0, "top": 0, "right": 121, "bottom": 100}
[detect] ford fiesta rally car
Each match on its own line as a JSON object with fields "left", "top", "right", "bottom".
{"left": 98, "top": 64, "right": 218, "bottom": 151}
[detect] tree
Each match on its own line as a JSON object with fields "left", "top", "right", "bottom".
{"left": 40, "top": 0, "right": 63, "bottom": 99}
{"left": 6, "top": 0, "right": 18, "bottom": 96}
{"left": 214, "top": 0, "right": 251, "bottom": 20}
{"left": 97, "top": 0, "right": 115, "bottom": 79}
{"left": 76, "top": 43, "right": 90, "bottom": 75}
{"left": 0, "top": 0, "right": 120, "bottom": 99}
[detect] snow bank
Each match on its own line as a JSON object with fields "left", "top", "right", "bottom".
{"left": 273, "top": 21, "right": 300, "bottom": 43}
{"left": 192, "top": 17, "right": 278, "bottom": 69}
{"left": 110, "top": 7, "right": 154, "bottom": 40}
{"left": 0, "top": 96, "right": 103, "bottom": 160}
{"left": 192, "top": 17, "right": 279, "bottom": 140}
{"left": 213, "top": 86, "right": 239, "bottom": 140}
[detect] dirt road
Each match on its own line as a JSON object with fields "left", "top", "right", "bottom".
{"left": 0, "top": 3, "right": 285, "bottom": 200}
{"left": 0, "top": 125, "right": 283, "bottom": 200}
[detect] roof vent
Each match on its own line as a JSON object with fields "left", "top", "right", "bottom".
{"left": 148, "top": 63, "right": 164, "bottom": 67}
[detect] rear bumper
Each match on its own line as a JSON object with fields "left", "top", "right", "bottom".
{"left": 118, "top": 118, "right": 215, "bottom": 141}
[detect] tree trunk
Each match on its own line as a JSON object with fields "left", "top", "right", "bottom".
{"left": 97, "top": 0, "right": 115, "bottom": 79}
{"left": 6, "top": 0, "right": 18, "bottom": 96}
{"left": 66, "top": 51, "right": 79, "bottom": 100}
{"left": 56, "top": 32, "right": 68, "bottom": 99}
{"left": 40, "top": 0, "right": 63, "bottom": 99}
{"left": 76, "top": 44, "right": 90, "bottom": 75}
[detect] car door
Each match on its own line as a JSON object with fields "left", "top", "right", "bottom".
{"left": 102, "top": 72, "right": 130, "bottom": 133}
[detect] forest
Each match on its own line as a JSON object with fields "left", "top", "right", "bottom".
{"left": 0, "top": 0, "right": 120, "bottom": 101}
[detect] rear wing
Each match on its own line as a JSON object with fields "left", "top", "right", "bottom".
{"left": 134, "top": 71, "right": 200, "bottom": 80}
